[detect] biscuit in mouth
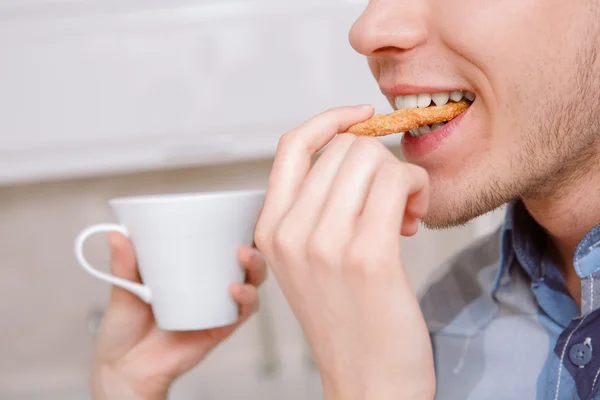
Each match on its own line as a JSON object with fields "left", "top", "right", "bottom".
{"left": 347, "top": 91, "right": 475, "bottom": 138}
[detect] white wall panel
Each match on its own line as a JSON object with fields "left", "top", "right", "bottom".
{"left": 0, "top": 0, "right": 392, "bottom": 185}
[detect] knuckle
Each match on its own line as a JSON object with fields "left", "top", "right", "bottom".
{"left": 306, "top": 230, "right": 337, "bottom": 266}
{"left": 357, "top": 135, "right": 383, "bottom": 148}
{"left": 354, "top": 136, "right": 386, "bottom": 160}
{"left": 387, "top": 162, "right": 409, "bottom": 181}
{"left": 322, "top": 133, "right": 357, "bottom": 155}
{"left": 272, "top": 219, "right": 300, "bottom": 257}
{"left": 254, "top": 222, "right": 271, "bottom": 254}
{"left": 278, "top": 128, "right": 312, "bottom": 154}
{"left": 344, "top": 245, "right": 370, "bottom": 271}
{"left": 354, "top": 135, "right": 378, "bottom": 148}
{"left": 278, "top": 131, "right": 295, "bottom": 150}
{"left": 344, "top": 241, "right": 389, "bottom": 279}
{"left": 380, "top": 163, "right": 410, "bottom": 192}
{"left": 331, "top": 132, "right": 357, "bottom": 146}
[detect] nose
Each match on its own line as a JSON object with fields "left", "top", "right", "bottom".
{"left": 349, "top": 0, "right": 429, "bottom": 57}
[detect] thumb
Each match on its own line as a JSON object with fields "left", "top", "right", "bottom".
{"left": 95, "top": 232, "right": 153, "bottom": 361}
{"left": 107, "top": 231, "right": 145, "bottom": 307}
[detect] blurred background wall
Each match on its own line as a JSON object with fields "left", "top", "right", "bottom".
{"left": 0, "top": 1, "right": 505, "bottom": 399}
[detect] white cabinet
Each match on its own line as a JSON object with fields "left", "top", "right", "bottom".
{"left": 0, "top": 0, "right": 393, "bottom": 186}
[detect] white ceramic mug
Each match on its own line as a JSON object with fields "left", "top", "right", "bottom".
{"left": 74, "top": 190, "right": 265, "bottom": 331}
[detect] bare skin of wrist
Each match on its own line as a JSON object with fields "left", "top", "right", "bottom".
{"left": 91, "top": 364, "right": 168, "bottom": 400}
{"left": 323, "top": 387, "right": 435, "bottom": 400}
{"left": 322, "top": 374, "right": 436, "bottom": 400}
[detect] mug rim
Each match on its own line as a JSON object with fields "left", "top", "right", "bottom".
{"left": 109, "top": 189, "right": 266, "bottom": 205}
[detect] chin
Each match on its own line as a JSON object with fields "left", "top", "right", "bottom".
{"left": 418, "top": 181, "right": 503, "bottom": 230}
{"left": 420, "top": 212, "right": 473, "bottom": 231}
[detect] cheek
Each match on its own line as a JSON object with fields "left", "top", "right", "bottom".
{"left": 435, "top": 0, "right": 574, "bottom": 67}
{"left": 436, "top": 0, "right": 580, "bottom": 97}
{"left": 434, "top": 0, "right": 586, "bottom": 151}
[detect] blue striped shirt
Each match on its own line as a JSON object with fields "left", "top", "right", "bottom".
{"left": 420, "top": 201, "right": 600, "bottom": 399}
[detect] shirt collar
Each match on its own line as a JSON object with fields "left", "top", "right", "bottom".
{"left": 574, "top": 224, "right": 600, "bottom": 278}
{"left": 494, "top": 200, "right": 600, "bottom": 293}
{"left": 493, "top": 201, "right": 547, "bottom": 294}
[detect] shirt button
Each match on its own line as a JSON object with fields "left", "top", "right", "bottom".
{"left": 569, "top": 343, "right": 593, "bottom": 367}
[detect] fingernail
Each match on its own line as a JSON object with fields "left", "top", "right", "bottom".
{"left": 238, "top": 285, "right": 248, "bottom": 294}
{"left": 355, "top": 104, "right": 373, "bottom": 111}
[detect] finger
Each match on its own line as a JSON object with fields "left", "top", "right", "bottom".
{"left": 281, "top": 133, "right": 358, "bottom": 238}
{"left": 318, "top": 138, "right": 398, "bottom": 235}
{"left": 259, "top": 106, "right": 374, "bottom": 231}
{"left": 107, "top": 232, "right": 147, "bottom": 309}
{"left": 401, "top": 214, "right": 420, "bottom": 237}
{"left": 95, "top": 232, "right": 153, "bottom": 361}
{"left": 404, "top": 168, "right": 430, "bottom": 221}
{"left": 360, "top": 162, "right": 429, "bottom": 238}
{"left": 231, "top": 283, "right": 260, "bottom": 322}
{"left": 401, "top": 183, "right": 429, "bottom": 236}
{"left": 237, "top": 245, "right": 268, "bottom": 287}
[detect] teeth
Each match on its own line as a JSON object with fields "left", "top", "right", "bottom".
{"left": 395, "top": 95, "right": 419, "bottom": 110}
{"left": 395, "top": 90, "right": 475, "bottom": 110}
{"left": 450, "top": 90, "right": 463, "bottom": 102}
{"left": 408, "top": 123, "right": 448, "bottom": 137}
{"left": 431, "top": 92, "right": 450, "bottom": 107}
{"left": 417, "top": 93, "right": 432, "bottom": 108}
{"left": 394, "top": 96, "right": 405, "bottom": 110}
{"left": 418, "top": 125, "right": 432, "bottom": 135}
{"left": 404, "top": 94, "right": 418, "bottom": 109}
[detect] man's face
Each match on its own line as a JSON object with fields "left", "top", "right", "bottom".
{"left": 349, "top": 0, "right": 600, "bottom": 228}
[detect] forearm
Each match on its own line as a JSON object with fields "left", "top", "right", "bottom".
{"left": 322, "top": 374, "right": 436, "bottom": 400}
{"left": 91, "top": 364, "right": 168, "bottom": 400}
{"left": 324, "top": 386, "right": 435, "bottom": 400}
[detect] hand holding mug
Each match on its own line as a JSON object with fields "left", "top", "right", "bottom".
{"left": 90, "top": 234, "right": 267, "bottom": 400}
{"left": 74, "top": 190, "right": 266, "bottom": 399}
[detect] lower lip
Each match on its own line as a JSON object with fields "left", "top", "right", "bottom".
{"left": 401, "top": 106, "right": 470, "bottom": 158}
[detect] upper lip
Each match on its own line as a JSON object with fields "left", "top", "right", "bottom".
{"left": 380, "top": 84, "right": 473, "bottom": 97}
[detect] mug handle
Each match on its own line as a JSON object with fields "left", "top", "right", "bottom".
{"left": 74, "top": 224, "right": 152, "bottom": 303}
